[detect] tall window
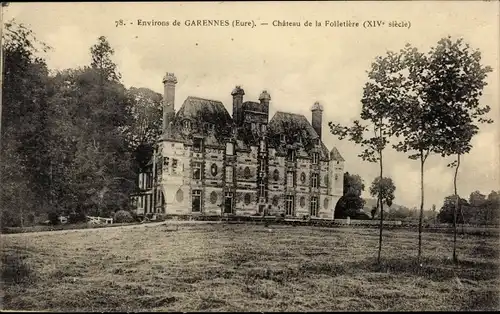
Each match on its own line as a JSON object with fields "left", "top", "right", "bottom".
{"left": 285, "top": 195, "right": 294, "bottom": 216}
{"left": 172, "top": 159, "right": 178, "bottom": 174}
{"left": 312, "top": 153, "right": 319, "bottom": 164}
{"left": 286, "top": 172, "right": 294, "bottom": 188}
{"left": 260, "top": 140, "right": 266, "bottom": 152}
{"left": 193, "top": 162, "right": 202, "bottom": 180}
{"left": 311, "top": 173, "right": 319, "bottom": 188}
{"left": 280, "top": 134, "right": 286, "bottom": 143}
{"left": 226, "top": 142, "right": 234, "bottom": 155}
{"left": 259, "top": 182, "right": 266, "bottom": 199}
{"left": 251, "top": 123, "right": 257, "bottom": 132}
{"left": 192, "top": 190, "right": 202, "bottom": 212}
{"left": 287, "top": 149, "right": 296, "bottom": 162}
{"left": 260, "top": 160, "right": 265, "bottom": 173}
{"left": 225, "top": 166, "right": 233, "bottom": 183}
{"left": 183, "top": 120, "right": 191, "bottom": 131}
{"left": 261, "top": 124, "right": 267, "bottom": 134}
{"left": 193, "top": 137, "right": 203, "bottom": 152}
{"left": 310, "top": 196, "right": 318, "bottom": 217}
{"left": 138, "top": 173, "right": 143, "bottom": 189}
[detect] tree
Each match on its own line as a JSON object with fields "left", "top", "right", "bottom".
{"left": 437, "top": 195, "right": 467, "bottom": 224}
{"left": 369, "top": 177, "right": 396, "bottom": 217}
{"left": 1, "top": 21, "right": 52, "bottom": 227}
{"left": 329, "top": 51, "right": 403, "bottom": 264}
{"left": 122, "top": 87, "right": 163, "bottom": 171}
{"left": 90, "top": 36, "right": 121, "bottom": 83}
{"left": 422, "top": 37, "right": 493, "bottom": 263}
{"left": 369, "top": 176, "right": 396, "bottom": 261}
{"left": 334, "top": 172, "right": 366, "bottom": 219}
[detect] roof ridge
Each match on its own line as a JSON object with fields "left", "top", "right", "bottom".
{"left": 187, "top": 95, "right": 223, "bottom": 103}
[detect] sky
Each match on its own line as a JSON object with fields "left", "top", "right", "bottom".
{"left": 4, "top": 1, "right": 499, "bottom": 209}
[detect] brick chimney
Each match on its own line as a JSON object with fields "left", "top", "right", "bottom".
{"left": 259, "top": 90, "right": 271, "bottom": 114}
{"left": 162, "top": 72, "right": 177, "bottom": 134}
{"left": 231, "top": 85, "right": 245, "bottom": 126}
{"left": 311, "top": 101, "right": 324, "bottom": 140}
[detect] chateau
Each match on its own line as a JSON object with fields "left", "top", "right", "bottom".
{"left": 131, "top": 73, "right": 345, "bottom": 219}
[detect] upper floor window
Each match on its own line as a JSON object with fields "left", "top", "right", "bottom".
{"left": 312, "top": 153, "right": 319, "bottom": 164}
{"left": 286, "top": 172, "right": 294, "bottom": 188}
{"left": 260, "top": 140, "right": 266, "bottom": 152}
{"left": 193, "top": 137, "right": 203, "bottom": 152}
{"left": 251, "top": 123, "right": 257, "bottom": 132}
{"left": 261, "top": 124, "right": 267, "bottom": 133}
{"left": 193, "top": 162, "right": 202, "bottom": 180}
{"left": 226, "top": 142, "right": 234, "bottom": 155}
{"left": 172, "top": 159, "right": 178, "bottom": 174}
{"left": 225, "top": 166, "right": 234, "bottom": 183}
{"left": 287, "top": 149, "right": 296, "bottom": 162}
{"left": 311, "top": 173, "right": 319, "bottom": 188}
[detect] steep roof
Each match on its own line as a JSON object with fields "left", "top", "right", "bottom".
{"left": 329, "top": 147, "right": 345, "bottom": 162}
{"left": 176, "top": 96, "right": 233, "bottom": 123}
{"left": 163, "top": 96, "right": 233, "bottom": 145}
{"left": 267, "top": 111, "right": 329, "bottom": 159}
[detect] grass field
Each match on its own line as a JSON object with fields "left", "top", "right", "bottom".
{"left": 1, "top": 223, "right": 499, "bottom": 311}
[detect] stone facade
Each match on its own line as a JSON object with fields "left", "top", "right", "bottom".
{"left": 132, "top": 73, "right": 344, "bottom": 219}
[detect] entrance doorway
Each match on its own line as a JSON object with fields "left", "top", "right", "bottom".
{"left": 224, "top": 192, "right": 233, "bottom": 214}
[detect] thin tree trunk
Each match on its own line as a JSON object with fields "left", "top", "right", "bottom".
{"left": 377, "top": 149, "right": 384, "bottom": 265}
{"left": 453, "top": 153, "right": 461, "bottom": 263}
{"left": 418, "top": 150, "right": 425, "bottom": 264}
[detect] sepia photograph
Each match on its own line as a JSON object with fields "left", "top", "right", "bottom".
{"left": 1, "top": 1, "right": 499, "bottom": 312}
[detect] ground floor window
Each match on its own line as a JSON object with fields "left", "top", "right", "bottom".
{"left": 310, "top": 196, "right": 318, "bottom": 217}
{"left": 192, "top": 190, "right": 202, "bottom": 212}
{"left": 285, "top": 195, "right": 294, "bottom": 216}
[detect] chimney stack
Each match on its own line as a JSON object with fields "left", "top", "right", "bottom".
{"left": 231, "top": 85, "right": 245, "bottom": 125}
{"left": 311, "top": 101, "right": 324, "bottom": 140}
{"left": 259, "top": 90, "right": 271, "bottom": 109}
{"left": 162, "top": 72, "right": 177, "bottom": 134}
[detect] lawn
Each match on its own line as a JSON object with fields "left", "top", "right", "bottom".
{"left": 1, "top": 223, "right": 499, "bottom": 311}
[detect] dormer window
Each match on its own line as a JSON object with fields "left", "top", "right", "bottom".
{"left": 312, "top": 153, "right": 319, "bottom": 164}
{"left": 260, "top": 140, "right": 266, "bottom": 152}
{"left": 261, "top": 124, "right": 267, "bottom": 134}
{"left": 183, "top": 120, "right": 191, "bottom": 131}
{"left": 226, "top": 142, "right": 234, "bottom": 155}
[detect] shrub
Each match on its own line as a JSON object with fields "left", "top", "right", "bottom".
{"left": 113, "top": 210, "right": 134, "bottom": 223}
{"left": 48, "top": 211, "right": 60, "bottom": 225}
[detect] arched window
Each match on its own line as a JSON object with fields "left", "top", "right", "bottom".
{"left": 175, "top": 189, "right": 184, "bottom": 203}
{"left": 210, "top": 191, "right": 218, "bottom": 204}
{"left": 273, "top": 169, "right": 280, "bottom": 181}
{"left": 244, "top": 167, "right": 251, "bottom": 179}
{"left": 324, "top": 197, "right": 329, "bottom": 209}
{"left": 300, "top": 196, "right": 306, "bottom": 208}
{"left": 244, "top": 193, "right": 252, "bottom": 205}
{"left": 210, "top": 163, "right": 218, "bottom": 177}
{"left": 226, "top": 142, "right": 234, "bottom": 155}
{"left": 272, "top": 195, "right": 279, "bottom": 206}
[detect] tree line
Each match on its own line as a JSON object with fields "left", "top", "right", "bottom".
{"left": 0, "top": 22, "right": 162, "bottom": 228}
{"left": 329, "top": 37, "right": 494, "bottom": 264}
{"left": 335, "top": 172, "right": 499, "bottom": 226}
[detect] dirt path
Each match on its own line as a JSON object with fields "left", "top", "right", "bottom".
{"left": 0, "top": 220, "right": 223, "bottom": 238}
